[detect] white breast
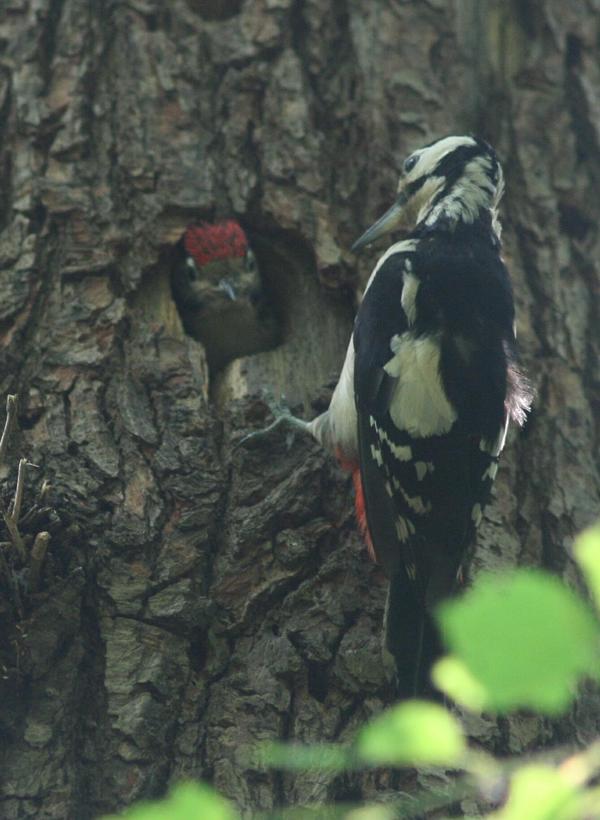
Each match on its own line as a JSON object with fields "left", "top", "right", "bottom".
{"left": 308, "top": 337, "right": 358, "bottom": 459}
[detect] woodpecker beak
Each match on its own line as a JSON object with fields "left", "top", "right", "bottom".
{"left": 351, "top": 191, "right": 409, "bottom": 252}
{"left": 218, "top": 279, "right": 237, "bottom": 300}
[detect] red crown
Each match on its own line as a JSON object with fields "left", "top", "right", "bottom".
{"left": 184, "top": 220, "right": 248, "bottom": 268}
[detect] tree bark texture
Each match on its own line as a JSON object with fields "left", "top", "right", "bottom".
{"left": 0, "top": 0, "right": 599, "bottom": 817}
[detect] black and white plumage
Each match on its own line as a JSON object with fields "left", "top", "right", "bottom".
{"left": 306, "top": 135, "right": 531, "bottom": 696}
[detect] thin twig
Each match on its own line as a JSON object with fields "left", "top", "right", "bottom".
{"left": 29, "top": 531, "right": 50, "bottom": 592}
{"left": 2, "top": 457, "right": 31, "bottom": 563}
{"left": 0, "top": 394, "right": 17, "bottom": 465}
{"left": 10, "top": 458, "right": 28, "bottom": 523}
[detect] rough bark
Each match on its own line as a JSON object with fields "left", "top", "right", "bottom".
{"left": 0, "top": 0, "right": 599, "bottom": 817}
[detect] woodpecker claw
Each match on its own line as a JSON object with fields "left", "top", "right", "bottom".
{"left": 236, "top": 395, "right": 310, "bottom": 449}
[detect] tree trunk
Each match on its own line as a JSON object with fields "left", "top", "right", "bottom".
{"left": 0, "top": 0, "right": 599, "bottom": 817}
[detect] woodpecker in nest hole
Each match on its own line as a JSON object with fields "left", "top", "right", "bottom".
{"left": 242, "top": 136, "right": 532, "bottom": 698}
{"left": 171, "top": 220, "right": 278, "bottom": 371}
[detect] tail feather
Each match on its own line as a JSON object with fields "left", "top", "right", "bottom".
{"left": 385, "top": 571, "right": 443, "bottom": 699}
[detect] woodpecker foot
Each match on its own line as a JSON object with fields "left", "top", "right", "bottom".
{"left": 236, "top": 395, "right": 310, "bottom": 449}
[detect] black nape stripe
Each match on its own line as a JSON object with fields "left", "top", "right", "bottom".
{"left": 432, "top": 144, "right": 483, "bottom": 188}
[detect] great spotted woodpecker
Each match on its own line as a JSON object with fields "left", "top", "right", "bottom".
{"left": 246, "top": 135, "right": 532, "bottom": 697}
{"left": 171, "top": 221, "right": 278, "bottom": 371}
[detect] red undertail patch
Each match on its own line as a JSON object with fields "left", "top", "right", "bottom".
{"left": 352, "top": 469, "right": 376, "bottom": 563}
{"left": 333, "top": 448, "right": 375, "bottom": 562}
{"left": 333, "top": 447, "right": 356, "bottom": 474}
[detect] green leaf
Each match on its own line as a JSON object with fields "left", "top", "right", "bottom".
{"left": 101, "top": 782, "right": 237, "bottom": 820}
{"left": 355, "top": 700, "right": 465, "bottom": 766}
{"left": 261, "top": 742, "right": 350, "bottom": 771}
{"left": 490, "top": 764, "right": 580, "bottom": 820}
{"left": 270, "top": 806, "right": 396, "bottom": 820}
{"left": 437, "top": 570, "right": 599, "bottom": 714}
{"left": 432, "top": 656, "right": 488, "bottom": 712}
{"left": 343, "top": 808, "right": 397, "bottom": 820}
{"left": 574, "top": 523, "right": 600, "bottom": 613}
{"left": 579, "top": 785, "right": 600, "bottom": 818}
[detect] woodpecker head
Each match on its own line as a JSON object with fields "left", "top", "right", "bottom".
{"left": 352, "top": 135, "right": 504, "bottom": 251}
{"left": 174, "top": 220, "right": 260, "bottom": 312}
{"left": 171, "top": 220, "right": 279, "bottom": 371}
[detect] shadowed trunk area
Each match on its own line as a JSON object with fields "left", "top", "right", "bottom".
{"left": 0, "top": 1, "right": 599, "bottom": 817}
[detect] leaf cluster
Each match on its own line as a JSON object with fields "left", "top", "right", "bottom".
{"left": 103, "top": 525, "right": 600, "bottom": 820}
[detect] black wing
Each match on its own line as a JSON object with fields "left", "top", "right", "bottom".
{"left": 353, "top": 250, "right": 411, "bottom": 575}
{"left": 353, "top": 241, "right": 511, "bottom": 696}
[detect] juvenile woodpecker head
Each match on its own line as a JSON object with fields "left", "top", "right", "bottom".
{"left": 352, "top": 135, "right": 504, "bottom": 251}
{"left": 171, "top": 220, "right": 278, "bottom": 370}
{"left": 175, "top": 220, "right": 260, "bottom": 310}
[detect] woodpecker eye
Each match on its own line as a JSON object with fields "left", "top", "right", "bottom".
{"left": 186, "top": 257, "right": 199, "bottom": 281}
{"left": 403, "top": 155, "right": 418, "bottom": 174}
{"left": 245, "top": 249, "right": 256, "bottom": 273}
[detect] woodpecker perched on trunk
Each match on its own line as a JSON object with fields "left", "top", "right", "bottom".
{"left": 171, "top": 220, "right": 278, "bottom": 371}
{"left": 245, "top": 135, "right": 532, "bottom": 698}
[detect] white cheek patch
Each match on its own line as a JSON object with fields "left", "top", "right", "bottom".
{"left": 384, "top": 333, "right": 457, "bottom": 437}
{"left": 423, "top": 155, "right": 500, "bottom": 235}
{"left": 414, "top": 176, "right": 445, "bottom": 224}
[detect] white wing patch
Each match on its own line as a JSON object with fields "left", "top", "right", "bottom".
{"left": 384, "top": 333, "right": 457, "bottom": 437}
{"left": 401, "top": 270, "right": 419, "bottom": 326}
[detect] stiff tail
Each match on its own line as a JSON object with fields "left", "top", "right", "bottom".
{"left": 342, "top": 460, "right": 445, "bottom": 696}
{"left": 384, "top": 571, "right": 443, "bottom": 699}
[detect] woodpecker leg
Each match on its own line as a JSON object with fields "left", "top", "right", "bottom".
{"left": 236, "top": 395, "right": 311, "bottom": 449}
